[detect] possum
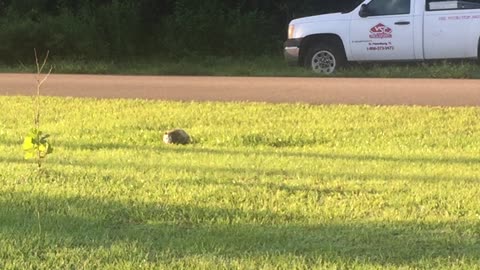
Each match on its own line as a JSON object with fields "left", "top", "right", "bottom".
{"left": 163, "top": 129, "right": 191, "bottom": 145}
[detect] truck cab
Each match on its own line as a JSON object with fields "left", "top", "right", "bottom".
{"left": 285, "top": 0, "right": 480, "bottom": 74}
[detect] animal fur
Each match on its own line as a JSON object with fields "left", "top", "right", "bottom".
{"left": 163, "top": 129, "right": 191, "bottom": 145}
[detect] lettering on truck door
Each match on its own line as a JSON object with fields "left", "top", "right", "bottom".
{"left": 424, "top": 0, "right": 480, "bottom": 59}
{"left": 350, "top": 0, "right": 415, "bottom": 61}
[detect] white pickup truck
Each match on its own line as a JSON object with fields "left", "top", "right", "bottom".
{"left": 284, "top": 0, "right": 480, "bottom": 73}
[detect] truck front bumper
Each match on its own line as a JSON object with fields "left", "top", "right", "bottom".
{"left": 284, "top": 38, "right": 302, "bottom": 66}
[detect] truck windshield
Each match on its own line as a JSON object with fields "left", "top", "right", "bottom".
{"left": 342, "top": 0, "right": 367, "bottom": 13}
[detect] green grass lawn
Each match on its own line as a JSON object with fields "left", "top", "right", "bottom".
{"left": 2, "top": 56, "right": 480, "bottom": 79}
{"left": 1, "top": 96, "right": 480, "bottom": 269}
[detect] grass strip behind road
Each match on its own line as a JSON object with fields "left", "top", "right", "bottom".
{"left": 1, "top": 97, "right": 480, "bottom": 269}
{"left": 1, "top": 56, "right": 480, "bottom": 78}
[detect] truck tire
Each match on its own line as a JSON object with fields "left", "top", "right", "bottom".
{"left": 304, "top": 43, "right": 346, "bottom": 74}
{"left": 478, "top": 42, "right": 480, "bottom": 64}
{"left": 477, "top": 37, "right": 480, "bottom": 63}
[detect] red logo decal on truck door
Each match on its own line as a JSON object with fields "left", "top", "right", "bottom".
{"left": 369, "top": 23, "right": 392, "bottom": 39}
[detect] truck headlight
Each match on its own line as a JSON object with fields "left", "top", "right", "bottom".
{"left": 288, "top": 25, "right": 295, "bottom": 39}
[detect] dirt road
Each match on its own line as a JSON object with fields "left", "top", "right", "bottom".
{"left": 0, "top": 73, "right": 479, "bottom": 106}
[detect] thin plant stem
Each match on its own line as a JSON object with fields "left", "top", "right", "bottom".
{"left": 35, "top": 205, "right": 42, "bottom": 235}
{"left": 33, "top": 49, "right": 52, "bottom": 170}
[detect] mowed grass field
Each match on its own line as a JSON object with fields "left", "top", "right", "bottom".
{"left": 0, "top": 96, "right": 480, "bottom": 269}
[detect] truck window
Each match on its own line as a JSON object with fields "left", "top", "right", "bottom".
{"left": 426, "top": 0, "right": 480, "bottom": 11}
{"left": 342, "top": 0, "right": 366, "bottom": 13}
{"left": 367, "top": 0, "right": 411, "bottom": 16}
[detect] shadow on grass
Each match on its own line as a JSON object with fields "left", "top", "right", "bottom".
{"left": 4, "top": 153, "right": 480, "bottom": 184}
{"left": 1, "top": 191, "right": 479, "bottom": 266}
{"left": 59, "top": 141, "right": 480, "bottom": 166}
{"left": 2, "top": 138, "right": 480, "bottom": 166}
{"left": 338, "top": 59, "right": 480, "bottom": 79}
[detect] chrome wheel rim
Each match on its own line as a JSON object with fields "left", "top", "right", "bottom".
{"left": 311, "top": 50, "right": 336, "bottom": 74}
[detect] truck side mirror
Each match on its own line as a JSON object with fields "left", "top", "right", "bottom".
{"left": 359, "top": 4, "right": 369, "bottom": 18}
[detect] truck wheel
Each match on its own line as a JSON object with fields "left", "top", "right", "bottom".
{"left": 304, "top": 44, "right": 346, "bottom": 74}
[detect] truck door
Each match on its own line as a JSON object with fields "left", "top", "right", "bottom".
{"left": 424, "top": 0, "right": 480, "bottom": 59}
{"left": 350, "top": 0, "right": 415, "bottom": 61}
